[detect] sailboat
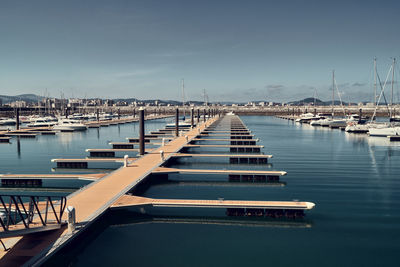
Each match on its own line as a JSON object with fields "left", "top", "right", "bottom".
{"left": 368, "top": 58, "right": 399, "bottom": 136}
{"left": 166, "top": 79, "right": 190, "bottom": 128}
{"left": 346, "top": 58, "right": 382, "bottom": 133}
{"left": 311, "top": 71, "right": 346, "bottom": 127}
{"left": 181, "top": 78, "right": 186, "bottom": 121}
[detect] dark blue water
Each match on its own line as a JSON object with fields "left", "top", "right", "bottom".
{"left": 0, "top": 117, "right": 173, "bottom": 193}
{"left": 3, "top": 116, "right": 400, "bottom": 266}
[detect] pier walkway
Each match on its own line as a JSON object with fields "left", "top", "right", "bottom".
{"left": 0, "top": 116, "right": 217, "bottom": 266}
{"left": 0, "top": 114, "right": 315, "bottom": 266}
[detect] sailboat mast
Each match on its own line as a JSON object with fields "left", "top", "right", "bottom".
{"left": 374, "top": 58, "right": 377, "bottom": 106}
{"left": 181, "top": 78, "right": 185, "bottom": 117}
{"left": 313, "top": 88, "right": 316, "bottom": 106}
{"left": 332, "top": 70, "right": 335, "bottom": 117}
{"left": 181, "top": 78, "right": 185, "bottom": 106}
{"left": 390, "top": 58, "right": 395, "bottom": 117}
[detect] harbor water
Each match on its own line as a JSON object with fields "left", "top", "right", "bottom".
{"left": 1, "top": 116, "right": 399, "bottom": 266}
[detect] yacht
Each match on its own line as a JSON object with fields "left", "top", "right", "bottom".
{"left": 295, "top": 113, "right": 315, "bottom": 123}
{"left": 318, "top": 118, "right": 333, "bottom": 127}
{"left": 328, "top": 119, "right": 347, "bottom": 128}
{"left": 68, "top": 113, "right": 85, "bottom": 120}
{"left": 345, "top": 123, "right": 369, "bottom": 133}
{"left": 0, "top": 118, "right": 17, "bottom": 126}
{"left": 309, "top": 114, "right": 329, "bottom": 126}
{"left": 368, "top": 125, "right": 400, "bottom": 137}
{"left": 44, "top": 116, "right": 58, "bottom": 122}
{"left": 53, "top": 119, "right": 87, "bottom": 131}
{"left": 309, "top": 120, "right": 322, "bottom": 126}
{"left": 99, "top": 112, "right": 113, "bottom": 121}
{"left": 26, "top": 118, "right": 56, "bottom": 127}
{"left": 344, "top": 115, "right": 372, "bottom": 133}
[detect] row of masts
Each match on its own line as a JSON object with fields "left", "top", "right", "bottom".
{"left": 329, "top": 58, "right": 397, "bottom": 119}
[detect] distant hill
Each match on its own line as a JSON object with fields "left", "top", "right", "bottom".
{"left": 0, "top": 94, "right": 357, "bottom": 106}
{"left": 112, "top": 98, "right": 206, "bottom": 106}
{"left": 288, "top": 98, "right": 348, "bottom": 106}
{"left": 0, "top": 94, "right": 43, "bottom": 104}
{"left": 0, "top": 94, "right": 206, "bottom": 106}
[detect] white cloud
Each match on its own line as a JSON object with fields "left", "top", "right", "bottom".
{"left": 113, "top": 68, "right": 161, "bottom": 78}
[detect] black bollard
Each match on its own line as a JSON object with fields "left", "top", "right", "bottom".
{"left": 175, "top": 108, "right": 179, "bottom": 137}
{"left": 16, "top": 109, "right": 20, "bottom": 130}
{"left": 139, "top": 109, "right": 145, "bottom": 155}
{"left": 191, "top": 108, "right": 194, "bottom": 128}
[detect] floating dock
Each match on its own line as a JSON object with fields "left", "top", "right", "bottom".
{"left": 111, "top": 195, "right": 315, "bottom": 210}
{"left": 0, "top": 137, "right": 11, "bottom": 143}
{"left": 152, "top": 167, "right": 286, "bottom": 176}
{"left": 0, "top": 113, "right": 315, "bottom": 266}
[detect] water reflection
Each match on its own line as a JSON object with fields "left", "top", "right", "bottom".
{"left": 153, "top": 180, "right": 286, "bottom": 187}
{"left": 345, "top": 132, "right": 400, "bottom": 148}
{"left": 108, "top": 211, "right": 313, "bottom": 229}
{"left": 16, "top": 136, "right": 21, "bottom": 159}
{"left": 57, "top": 131, "right": 87, "bottom": 147}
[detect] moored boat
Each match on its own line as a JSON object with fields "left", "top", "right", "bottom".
{"left": 53, "top": 119, "right": 87, "bottom": 131}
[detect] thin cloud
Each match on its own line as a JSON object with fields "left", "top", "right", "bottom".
{"left": 352, "top": 82, "right": 366, "bottom": 87}
{"left": 151, "top": 51, "right": 195, "bottom": 58}
{"left": 265, "top": 84, "right": 284, "bottom": 89}
{"left": 113, "top": 68, "right": 161, "bottom": 78}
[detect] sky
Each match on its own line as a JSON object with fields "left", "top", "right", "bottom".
{"left": 1, "top": 0, "right": 400, "bottom": 103}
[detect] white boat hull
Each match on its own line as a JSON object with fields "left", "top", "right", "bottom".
{"left": 368, "top": 127, "right": 400, "bottom": 137}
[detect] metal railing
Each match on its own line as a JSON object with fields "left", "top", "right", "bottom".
{"left": 0, "top": 195, "right": 67, "bottom": 232}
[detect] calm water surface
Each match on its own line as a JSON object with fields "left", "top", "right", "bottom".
{"left": 2, "top": 116, "right": 400, "bottom": 266}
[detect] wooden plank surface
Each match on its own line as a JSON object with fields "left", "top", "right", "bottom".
{"left": 112, "top": 195, "right": 315, "bottom": 210}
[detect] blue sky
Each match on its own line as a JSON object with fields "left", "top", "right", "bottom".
{"left": 1, "top": 0, "right": 399, "bottom": 102}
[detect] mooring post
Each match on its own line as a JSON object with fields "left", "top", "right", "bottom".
{"left": 133, "top": 108, "right": 136, "bottom": 118}
{"left": 96, "top": 109, "right": 99, "bottom": 121}
{"left": 197, "top": 109, "right": 200, "bottom": 124}
{"left": 118, "top": 109, "right": 121, "bottom": 120}
{"left": 175, "top": 108, "right": 179, "bottom": 137}
{"left": 67, "top": 206, "right": 76, "bottom": 233}
{"left": 203, "top": 109, "right": 206, "bottom": 122}
{"left": 139, "top": 108, "right": 145, "bottom": 155}
{"left": 359, "top": 108, "right": 362, "bottom": 123}
{"left": 124, "top": 155, "right": 129, "bottom": 167}
{"left": 191, "top": 108, "right": 194, "bottom": 128}
{"left": 16, "top": 109, "right": 20, "bottom": 130}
